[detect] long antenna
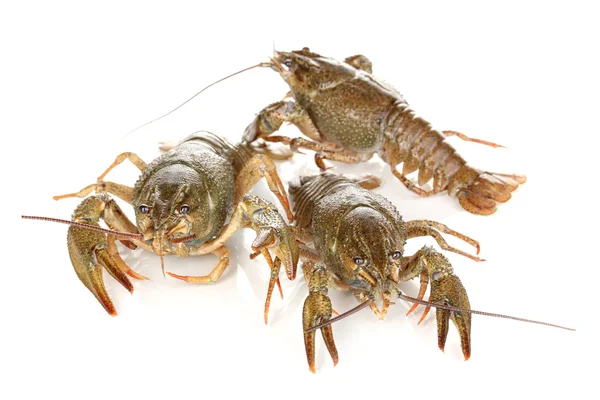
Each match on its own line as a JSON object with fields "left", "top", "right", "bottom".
{"left": 22, "top": 215, "right": 143, "bottom": 240}
{"left": 123, "top": 62, "right": 272, "bottom": 138}
{"left": 397, "top": 293, "right": 575, "bottom": 331}
{"left": 305, "top": 292, "right": 575, "bottom": 332}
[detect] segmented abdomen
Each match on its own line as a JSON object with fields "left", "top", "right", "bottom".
{"left": 380, "top": 102, "right": 476, "bottom": 195}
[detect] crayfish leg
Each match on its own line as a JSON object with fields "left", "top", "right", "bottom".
{"left": 54, "top": 152, "right": 147, "bottom": 204}
{"left": 167, "top": 246, "right": 230, "bottom": 284}
{"left": 405, "top": 220, "right": 482, "bottom": 261}
{"left": 54, "top": 181, "right": 134, "bottom": 205}
{"left": 405, "top": 270, "right": 429, "bottom": 317}
{"left": 235, "top": 154, "right": 294, "bottom": 222}
{"left": 96, "top": 152, "right": 147, "bottom": 181}
{"left": 263, "top": 257, "right": 283, "bottom": 325}
{"left": 253, "top": 247, "right": 283, "bottom": 325}
{"left": 442, "top": 130, "right": 506, "bottom": 149}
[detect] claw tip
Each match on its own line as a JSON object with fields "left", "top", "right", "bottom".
{"left": 166, "top": 272, "right": 183, "bottom": 281}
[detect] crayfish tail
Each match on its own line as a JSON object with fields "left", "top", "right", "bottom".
{"left": 451, "top": 167, "right": 526, "bottom": 215}
{"left": 381, "top": 103, "right": 526, "bottom": 215}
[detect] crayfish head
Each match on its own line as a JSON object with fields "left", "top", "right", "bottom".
{"left": 133, "top": 163, "right": 221, "bottom": 251}
{"left": 271, "top": 48, "right": 353, "bottom": 99}
{"left": 332, "top": 206, "right": 405, "bottom": 316}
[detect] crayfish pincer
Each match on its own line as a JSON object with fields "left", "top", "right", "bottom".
{"left": 244, "top": 48, "right": 526, "bottom": 215}
{"left": 28, "top": 132, "right": 298, "bottom": 316}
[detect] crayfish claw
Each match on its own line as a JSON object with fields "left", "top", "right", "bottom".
{"left": 407, "top": 247, "right": 471, "bottom": 359}
{"left": 344, "top": 54, "right": 373, "bottom": 73}
{"left": 243, "top": 101, "right": 287, "bottom": 143}
{"left": 240, "top": 195, "right": 299, "bottom": 323}
{"left": 302, "top": 263, "right": 339, "bottom": 373}
{"left": 66, "top": 196, "right": 139, "bottom": 315}
{"left": 427, "top": 255, "right": 471, "bottom": 360}
{"left": 417, "top": 302, "right": 431, "bottom": 325}
{"left": 106, "top": 236, "right": 148, "bottom": 280}
{"left": 243, "top": 195, "right": 299, "bottom": 281}
{"left": 406, "top": 302, "right": 420, "bottom": 317}
{"left": 68, "top": 228, "right": 134, "bottom": 316}
{"left": 303, "top": 291, "right": 338, "bottom": 373}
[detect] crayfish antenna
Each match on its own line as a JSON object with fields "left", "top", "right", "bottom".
{"left": 123, "top": 62, "right": 272, "bottom": 138}
{"left": 305, "top": 293, "right": 575, "bottom": 336}
{"left": 156, "top": 230, "right": 166, "bottom": 278}
{"left": 397, "top": 292, "right": 576, "bottom": 332}
{"left": 22, "top": 215, "right": 143, "bottom": 240}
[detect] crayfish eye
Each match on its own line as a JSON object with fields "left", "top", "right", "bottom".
{"left": 353, "top": 256, "right": 365, "bottom": 266}
{"left": 179, "top": 204, "right": 190, "bottom": 214}
{"left": 139, "top": 204, "right": 149, "bottom": 214}
{"left": 283, "top": 59, "right": 293, "bottom": 68}
{"left": 392, "top": 250, "right": 402, "bottom": 260}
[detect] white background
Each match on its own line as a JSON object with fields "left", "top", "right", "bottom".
{"left": 2, "top": 1, "right": 594, "bottom": 399}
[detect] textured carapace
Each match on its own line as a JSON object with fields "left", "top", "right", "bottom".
{"left": 291, "top": 174, "right": 406, "bottom": 304}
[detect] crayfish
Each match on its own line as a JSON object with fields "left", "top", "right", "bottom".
{"left": 289, "top": 174, "right": 480, "bottom": 371}
{"left": 25, "top": 132, "right": 299, "bottom": 316}
{"left": 244, "top": 48, "right": 526, "bottom": 215}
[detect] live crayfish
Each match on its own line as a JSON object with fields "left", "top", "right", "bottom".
{"left": 29, "top": 131, "right": 299, "bottom": 316}
{"left": 244, "top": 47, "right": 526, "bottom": 215}
{"left": 289, "top": 173, "right": 482, "bottom": 372}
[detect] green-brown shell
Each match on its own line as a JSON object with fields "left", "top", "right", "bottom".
{"left": 274, "top": 49, "right": 402, "bottom": 153}
{"left": 131, "top": 132, "right": 251, "bottom": 244}
{"left": 290, "top": 174, "right": 406, "bottom": 286}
